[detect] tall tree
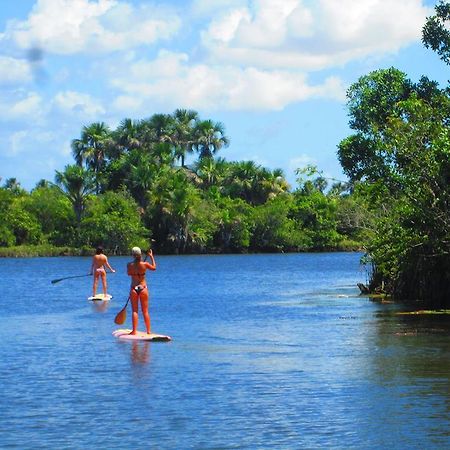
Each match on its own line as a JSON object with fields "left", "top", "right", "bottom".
{"left": 193, "top": 119, "right": 229, "bottom": 160}
{"left": 55, "top": 165, "right": 95, "bottom": 228}
{"left": 71, "top": 122, "right": 111, "bottom": 193}
{"left": 172, "top": 108, "right": 199, "bottom": 167}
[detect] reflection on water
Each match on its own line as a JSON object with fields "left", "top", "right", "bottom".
{"left": 0, "top": 253, "right": 449, "bottom": 449}
{"left": 130, "top": 340, "right": 151, "bottom": 365}
{"left": 91, "top": 300, "right": 111, "bottom": 313}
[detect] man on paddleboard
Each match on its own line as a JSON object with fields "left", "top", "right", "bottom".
{"left": 90, "top": 246, "right": 115, "bottom": 298}
{"left": 127, "top": 246, "right": 156, "bottom": 335}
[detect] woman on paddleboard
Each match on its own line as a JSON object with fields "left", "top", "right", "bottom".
{"left": 90, "top": 246, "right": 115, "bottom": 298}
{"left": 127, "top": 246, "right": 156, "bottom": 335}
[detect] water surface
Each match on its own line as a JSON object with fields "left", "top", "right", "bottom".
{"left": 0, "top": 253, "right": 449, "bottom": 449}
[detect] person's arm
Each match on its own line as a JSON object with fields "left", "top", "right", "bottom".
{"left": 145, "top": 249, "right": 156, "bottom": 271}
{"left": 90, "top": 257, "right": 94, "bottom": 275}
{"left": 105, "top": 257, "right": 115, "bottom": 273}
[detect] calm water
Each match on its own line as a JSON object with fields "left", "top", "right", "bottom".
{"left": 0, "top": 253, "right": 449, "bottom": 449}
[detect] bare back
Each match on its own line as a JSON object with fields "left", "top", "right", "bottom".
{"left": 127, "top": 261, "right": 155, "bottom": 288}
{"left": 92, "top": 254, "right": 107, "bottom": 270}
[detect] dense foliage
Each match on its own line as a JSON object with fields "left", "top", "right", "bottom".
{"left": 337, "top": 1, "right": 450, "bottom": 307}
{"left": 0, "top": 109, "right": 369, "bottom": 256}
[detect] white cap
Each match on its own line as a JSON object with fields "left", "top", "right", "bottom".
{"left": 131, "top": 246, "right": 142, "bottom": 256}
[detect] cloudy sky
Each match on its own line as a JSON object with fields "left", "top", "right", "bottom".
{"left": 0, "top": 0, "right": 446, "bottom": 190}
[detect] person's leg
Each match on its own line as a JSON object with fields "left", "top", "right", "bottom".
{"left": 101, "top": 272, "right": 107, "bottom": 296}
{"left": 93, "top": 273, "right": 99, "bottom": 296}
{"left": 130, "top": 291, "right": 139, "bottom": 334}
{"left": 140, "top": 289, "right": 151, "bottom": 334}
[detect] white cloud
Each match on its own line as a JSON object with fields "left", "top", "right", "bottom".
{"left": 110, "top": 50, "right": 346, "bottom": 112}
{"left": 0, "top": 56, "right": 33, "bottom": 85}
{"left": 0, "top": 91, "right": 44, "bottom": 122}
{"left": 53, "top": 90, "right": 105, "bottom": 117}
{"left": 201, "top": 0, "right": 430, "bottom": 70}
{"left": 112, "top": 95, "right": 143, "bottom": 113}
{"left": 2, "top": 0, "right": 181, "bottom": 55}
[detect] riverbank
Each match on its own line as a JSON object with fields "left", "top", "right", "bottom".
{"left": 0, "top": 245, "right": 88, "bottom": 257}
{"left": 0, "top": 240, "right": 364, "bottom": 257}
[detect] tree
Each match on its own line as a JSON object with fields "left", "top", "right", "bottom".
{"left": 55, "top": 165, "right": 95, "bottom": 229}
{"left": 193, "top": 119, "right": 229, "bottom": 160}
{"left": 223, "top": 161, "right": 289, "bottom": 205}
{"left": 80, "top": 190, "right": 148, "bottom": 254}
{"left": 338, "top": 61, "right": 450, "bottom": 306}
{"left": 111, "top": 118, "right": 143, "bottom": 159}
{"left": 24, "top": 185, "right": 74, "bottom": 245}
{"left": 422, "top": 1, "right": 450, "bottom": 65}
{"left": 172, "top": 109, "right": 198, "bottom": 166}
{"left": 194, "top": 157, "right": 229, "bottom": 189}
{"left": 250, "top": 195, "right": 309, "bottom": 251}
{"left": 143, "top": 113, "right": 173, "bottom": 144}
{"left": 72, "top": 122, "right": 111, "bottom": 193}
{"left": 3, "top": 178, "right": 25, "bottom": 195}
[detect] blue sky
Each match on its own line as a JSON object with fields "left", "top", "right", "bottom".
{"left": 0, "top": 0, "right": 446, "bottom": 190}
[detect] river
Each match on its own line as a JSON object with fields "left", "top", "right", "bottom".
{"left": 0, "top": 253, "right": 449, "bottom": 449}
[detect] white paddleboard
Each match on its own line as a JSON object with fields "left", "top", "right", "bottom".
{"left": 112, "top": 329, "right": 171, "bottom": 342}
{"left": 88, "top": 294, "right": 112, "bottom": 301}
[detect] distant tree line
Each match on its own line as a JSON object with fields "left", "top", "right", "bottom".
{"left": 0, "top": 108, "right": 371, "bottom": 256}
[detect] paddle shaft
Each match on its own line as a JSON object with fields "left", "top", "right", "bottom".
{"left": 51, "top": 274, "right": 90, "bottom": 284}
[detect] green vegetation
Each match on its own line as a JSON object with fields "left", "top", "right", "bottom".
{"left": 337, "top": 1, "right": 450, "bottom": 308}
{"left": 0, "top": 108, "right": 369, "bottom": 257}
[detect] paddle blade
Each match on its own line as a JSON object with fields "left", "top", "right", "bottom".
{"left": 114, "top": 307, "right": 127, "bottom": 325}
{"left": 51, "top": 278, "right": 63, "bottom": 284}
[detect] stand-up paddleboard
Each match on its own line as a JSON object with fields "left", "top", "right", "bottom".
{"left": 112, "top": 329, "right": 171, "bottom": 342}
{"left": 88, "top": 294, "right": 112, "bottom": 301}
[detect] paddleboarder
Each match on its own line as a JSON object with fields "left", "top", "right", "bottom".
{"left": 90, "top": 246, "right": 115, "bottom": 298}
{"left": 127, "top": 246, "right": 156, "bottom": 335}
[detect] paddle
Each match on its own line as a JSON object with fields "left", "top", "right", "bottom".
{"left": 114, "top": 296, "right": 130, "bottom": 324}
{"left": 51, "top": 274, "right": 90, "bottom": 284}
{"left": 114, "top": 246, "right": 153, "bottom": 325}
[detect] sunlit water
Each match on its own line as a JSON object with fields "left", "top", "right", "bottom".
{"left": 0, "top": 253, "right": 449, "bottom": 449}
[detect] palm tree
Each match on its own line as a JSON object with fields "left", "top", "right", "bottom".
{"left": 128, "top": 153, "right": 155, "bottom": 209}
{"left": 142, "top": 113, "right": 173, "bottom": 144}
{"left": 194, "top": 156, "right": 228, "bottom": 189}
{"left": 193, "top": 120, "right": 229, "bottom": 160}
{"left": 172, "top": 109, "right": 199, "bottom": 166}
{"left": 71, "top": 122, "right": 111, "bottom": 193}
{"left": 3, "top": 177, "right": 24, "bottom": 195}
{"left": 54, "top": 164, "right": 95, "bottom": 226}
{"left": 113, "top": 118, "right": 143, "bottom": 156}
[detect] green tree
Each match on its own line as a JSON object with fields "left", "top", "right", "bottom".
{"left": 0, "top": 188, "right": 18, "bottom": 246}
{"left": 172, "top": 109, "right": 198, "bottom": 166}
{"left": 55, "top": 165, "right": 95, "bottom": 229}
{"left": 250, "top": 195, "right": 308, "bottom": 251}
{"left": 193, "top": 119, "right": 229, "bottom": 160}
{"left": 72, "top": 122, "right": 111, "bottom": 193}
{"left": 422, "top": 1, "right": 450, "bottom": 65}
{"left": 25, "top": 185, "right": 74, "bottom": 245}
{"left": 80, "top": 190, "right": 148, "bottom": 254}
{"left": 338, "top": 56, "right": 450, "bottom": 306}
